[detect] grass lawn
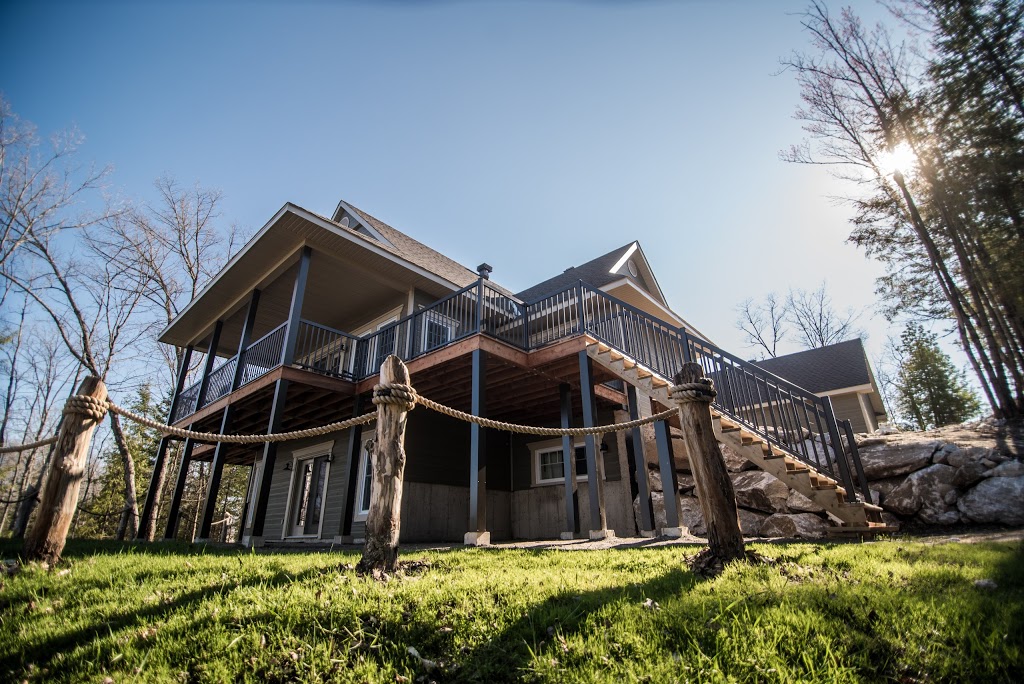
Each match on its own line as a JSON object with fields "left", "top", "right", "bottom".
{"left": 0, "top": 538, "right": 1021, "bottom": 683}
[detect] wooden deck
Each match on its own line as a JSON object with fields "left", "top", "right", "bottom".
{"left": 184, "top": 332, "right": 627, "bottom": 465}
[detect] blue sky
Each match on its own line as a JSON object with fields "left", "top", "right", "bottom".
{"left": 2, "top": 0, "right": 900, "bottom": 363}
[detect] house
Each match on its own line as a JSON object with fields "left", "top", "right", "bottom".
{"left": 753, "top": 340, "right": 888, "bottom": 434}
{"left": 140, "top": 199, "right": 885, "bottom": 547}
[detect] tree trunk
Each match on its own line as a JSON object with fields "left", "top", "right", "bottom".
{"left": 108, "top": 412, "right": 139, "bottom": 540}
{"left": 673, "top": 363, "right": 746, "bottom": 574}
{"left": 23, "top": 376, "right": 107, "bottom": 565}
{"left": 358, "top": 355, "right": 411, "bottom": 575}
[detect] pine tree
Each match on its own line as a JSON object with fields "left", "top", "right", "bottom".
{"left": 894, "top": 323, "right": 982, "bottom": 430}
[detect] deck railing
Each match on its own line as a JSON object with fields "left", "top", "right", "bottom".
{"left": 240, "top": 323, "right": 288, "bottom": 386}
{"left": 293, "top": 320, "right": 357, "bottom": 379}
{"left": 200, "top": 356, "right": 237, "bottom": 408}
{"left": 168, "top": 278, "right": 870, "bottom": 502}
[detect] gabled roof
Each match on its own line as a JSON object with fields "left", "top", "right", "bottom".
{"left": 752, "top": 339, "right": 874, "bottom": 394}
{"left": 334, "top": 199, "right": 518, "bottom": 299}
{"left": 516, "top": 241, "right": 664, "bottom": 303}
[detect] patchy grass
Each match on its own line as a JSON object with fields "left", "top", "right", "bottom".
{"left": 0, "top": 538, "right": 1021, "bottom": 682}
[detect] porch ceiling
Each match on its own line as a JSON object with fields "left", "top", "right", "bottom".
{"left": 161, "top": 205, "right": 462, "bottom": 350}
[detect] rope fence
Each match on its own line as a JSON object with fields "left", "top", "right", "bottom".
{"left": 0, "top": 380, "right": 715, "bottom": 455}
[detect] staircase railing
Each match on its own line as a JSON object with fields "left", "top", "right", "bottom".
{"left": 555, "top": 282, "right": 867, "bottom": 503}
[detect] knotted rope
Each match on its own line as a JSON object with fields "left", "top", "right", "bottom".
{"left": 670, "top": 380, "right": 717, "bottom": 404}
{"left": 1, "top": 377, "right": 712, "bottom": 453}
{"left": 373, "top": 383, "right": 416, "bottom": 412}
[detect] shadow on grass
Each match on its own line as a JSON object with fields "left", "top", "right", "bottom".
{"left": 0, "top": 540, "right": 356, "bottom": 679}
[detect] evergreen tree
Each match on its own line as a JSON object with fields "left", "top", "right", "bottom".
{"left": 894, "top": 323, "right": 981, "bottom": 430}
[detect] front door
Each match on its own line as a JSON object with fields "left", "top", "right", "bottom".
{"left": 288, "top": 455, "right": 330, "bottom": 537}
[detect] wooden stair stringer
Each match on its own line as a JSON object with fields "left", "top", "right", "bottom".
{"left": 585, "top": 340, "right": 877, "bottom": 528}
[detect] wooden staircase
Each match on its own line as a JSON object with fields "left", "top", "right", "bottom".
{"left": 585, "top": 339, "right": 890, "bottom": 533}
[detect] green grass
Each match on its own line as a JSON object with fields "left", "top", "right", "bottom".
{"left": 0, "top": 538, "right": 1021, "bottom": 683}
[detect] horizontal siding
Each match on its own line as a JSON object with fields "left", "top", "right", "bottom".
{"left": 262, "top": 430, "right": 350, "bottom": 541}
{"left": 830, "top": 392, "right": 868, "bottom": 434}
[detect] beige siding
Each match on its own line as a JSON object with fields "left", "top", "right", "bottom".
{"left": 829, "top": 392, "right": 869, "bottom": 434}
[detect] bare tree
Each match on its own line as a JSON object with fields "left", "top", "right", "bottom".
{"left": 90, "top": 177, "right": 238, "bottom": 540}
{"left": 736, "top": 292, "right": 788, "bottom": 358}
{"left": 0, "top": 97, "right": 111, "bottom": 268}
{"left": 786, "top": 282, "right": 864, "bottom": 349}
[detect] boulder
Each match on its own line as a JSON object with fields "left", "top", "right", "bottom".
{"left": 957, "top": 476, "right": 1024, "bottom": 525}
{"left": 678, "top": 496, "right": 706, "bottom": 537}
{"left": 858, "top": 441, "right": 940, "bottom": 480}
{"left": 870, "top": 476, "right": 907, "bottom": 504}
{"left": 932, "top": 443, "right": 960, "bottom": 465}
{"left": 883, "top": 464, "right": 960, "bottom": 524}
{"left": 646, "top": 465, "right": 663, "bottom": 493}
{"left": 946, "top": 446, "right": 991, "bottom": 469}
{"left": 731, "top": 470, "right": 790, "bottom": 513}
{"left": 737, "top": 508, "right": 769, "bottom": 536}
{"left": 787, "top": 490, "right": 825, "bottom": 513}
{"left": 758, "top": 513, "right": 829, "bottom": 539}
{"left": 952, "top": 461, "right": 988, "bottom": 489}
{"left": 721, "top": 442, "right": 757, "bottom": 472}
{"left": 985, "top": 460, "right": 1024, "bottom": 478}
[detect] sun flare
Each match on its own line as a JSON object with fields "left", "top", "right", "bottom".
{"left": 877, "top": 143, "right": 917, "bottom": 176}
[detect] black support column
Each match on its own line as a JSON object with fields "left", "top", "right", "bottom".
{"left": 164, "top": 322, "right": 222, "bottom": 539}
{"left": 627, "top": 385, "right": 655, "bottom": 535}
{"left": 465, "top": 348, "right": 488, "bottom": 545}
{"left": 654, "top": 418, "right": 684, "bottom": 536}
{"left": 245, "top": 247, "right": 312, "bottom": 546}
{"left": 197, "top": 290, "right": 260, "bottom": 542}
{"left": 339, "top": 393, "right": 367, "bottom": 540}
{"left": 559, "top": 383, "right": 580, "bottom": 539}
{"left": 578, "top": 351, "right": 611, "bottom": 538}
{"left": 138, "top": 344, "right": 193, "bottom": 539}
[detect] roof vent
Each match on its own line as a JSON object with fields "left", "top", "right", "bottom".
{"left": 477, "top": 263, "right": 493, "bottom": 280}
{"left": 340, "top": 216, "right": 351, "bottom": 228}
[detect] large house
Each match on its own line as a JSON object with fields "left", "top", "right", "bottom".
{"left": 141, "top": 200, "right": 886, "bottom": 547}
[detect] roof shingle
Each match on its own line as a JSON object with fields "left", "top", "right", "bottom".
{"left": 752, "top": 339, "right": 873, "bottom": 393}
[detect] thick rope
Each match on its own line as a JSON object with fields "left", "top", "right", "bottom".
{"left": 375, "top": 382, "right": 678, "bottom": 435}
{"left": 670, "top": 380, "right": 716, "bottom": 404}
{"left": 106, "top": 402, "right": 379, "bottom": 444}
{"left": 0, "top": 379, "right": 703, "bottom": 452}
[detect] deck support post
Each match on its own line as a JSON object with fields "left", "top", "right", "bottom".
{"left": 197, "top": 290, "right": 260, "bottom": 542}
{"left": 338, "top": 393, "right": 367, "bottom": 541}
{"left": 138, "top": 344, "right": 193, "bottom": 541}
{"left": 281, "top": 246, "right": 312, "bottom": 366}
{"left": 654, "top": 419, "right": 684, "bottom": 537}
{"left": 164, "top": 438, "right": 196, "bottom": 539}
{"left": 578, "top": 351, "right": 611, "bottom": 539}
{"left": 559, "top": 383, "right": 580, "bottom": 539}
{"left": 245, "top": 378, "right": 290, "bottom": 545}
{"left": 627, "top": 386, "right": 655, "bottom": 536}
{"left": 164, "top": 323, "right": 222, "bottom": 540}
{"left": 465, "top": 349, "right": 489, "bottom": 545}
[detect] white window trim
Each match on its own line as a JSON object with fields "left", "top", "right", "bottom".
{"left": 419, "top": 308, "right": 456, "bottom": 351}
{"left": 282, "top": 441, "right": 335, "bottom": 539}
{"left": 349, "top": 306, "right": 404, "bottom": 376}
{"left": 353, "top": 432, "right": 375, "bottom": 522}
{"left": 530, "top": 438, "right": 592, "bottom": 486}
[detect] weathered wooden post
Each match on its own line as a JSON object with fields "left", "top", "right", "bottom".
{"left": 672, "top": 363, "right": 746, "bottom": 574}
{"left": 24, "top": 376, "right": 108, "bottom": 566}
{"left": 358, "top": 355, "right": 413, "bottom": 575}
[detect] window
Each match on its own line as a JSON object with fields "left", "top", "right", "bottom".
{"left": 533, "top": 442, "right": 589, "bottom": 485}
{"left": 420, "top": 311, "right": 455, "bottom": 353}
{"left": 283, "top": 441, "right": 334, "bottom": 538}
{"left": 354, "top": 434, "right": 374, "bottom": 521}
